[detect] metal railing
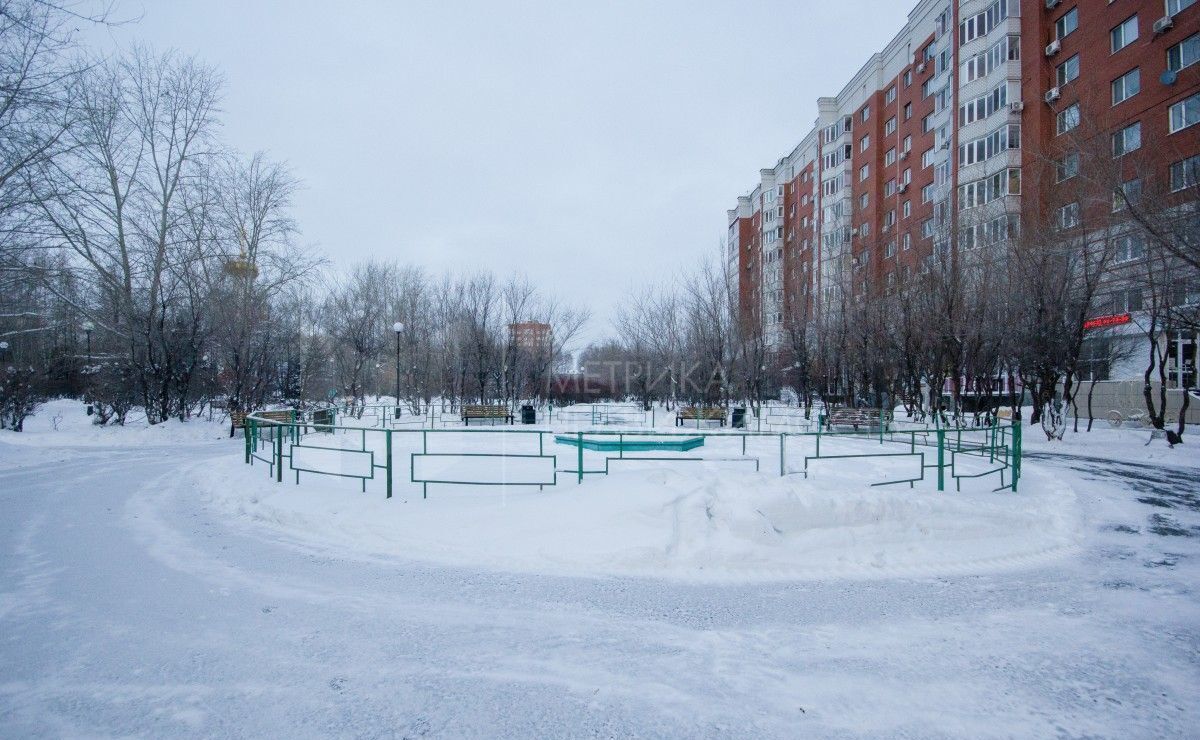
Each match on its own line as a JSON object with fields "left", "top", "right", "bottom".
{"left": 241, "top": 408, "right": 1021, "bottom": 499}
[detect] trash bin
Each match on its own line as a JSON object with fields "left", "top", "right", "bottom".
{"left": 395, "top": 406, "right": 403, "bottom": 419}
{"left": 521, "top": 405, "right": 536, "bottom": 424}
{"left": 731, "top": 407, "right": 746, "bottom": 429}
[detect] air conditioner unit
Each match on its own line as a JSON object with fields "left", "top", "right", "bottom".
{"left": 1153, "top": 16, "right": 1173, "bottom": 34}
{"left": 1045, "top": 0, "right": 1060, "bottom": 8}
{"left": 898, "top": 183, "right": 908, "bottom": 194}
{"left": 1010, "top": 101, "right": 1025, "bottom": 113}
{"left": 940, "top": 141, "right": 950, "bottom": 150}
{"left": 1044, "top": 87, "right": 1061, "bottom": 103}
{"left": 1045, "top": 40, "right": 1061, "bottom": 57}
{"left": 900, "top": 150, "right": 910, "bottom": 160}
{"left": 917, "top": 62, "right": 926, "bottom": 73}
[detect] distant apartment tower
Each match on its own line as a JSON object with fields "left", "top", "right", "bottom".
{"left": 509, "top": 321, "right": 553, "bottom": 354}
{"left": 729, "top": 0, "right": 1199, "bottom": 383}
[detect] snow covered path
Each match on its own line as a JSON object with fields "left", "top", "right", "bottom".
{"left": 1, "top": 439, "right": 1198, "bottom": 738}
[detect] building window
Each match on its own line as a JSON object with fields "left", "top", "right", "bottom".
{"left": 1056, "top": 151, "right": 1079, "bottom": 182}
{"left": 921, "top": 218, "right": 935, "bottom": 239}
{"left": 1115, "top": 232, "right": 1146, "bottom": 263}
{"left": 1112, "top": 122, "right": 1142, "bottom": 156}
{"left": 1113, "top": 179, "right": 1142, "bottom": 211}
{"left": 1055, "top": 8, "right": 1078, "bottom": 40}
{"left": 860, "top": 135, "right": 870, "bottom": 152}
{"left": 859, "top": 164, "right": 870, "bottom": 181}
{"left": 958, "top": 82, "right": 1008, "bottom": 126}
{"left": 1168, "top": 93, "right": 1200, "bottom": 133}
{"left": 1110, "top": 16, "right": 1138, "bottom": 53}
{"left": 921, "top": 183, "right": 934, "bottom": 203}
{"left": 1056, "top": 54, "right": 1080, "bottom": 86}
{"left": 861, "top": 106, "right": 870, "bottom": 122}
{"left": 885, "top": 116, "right": 897, "bottom": 135}
{"left": 1112, "top": 69, "right": 1140, "bottom": 105}
{"left": 1170, "top": 154, "right": 1200, "bottom": 191}
{"left": 885, "top": 85, "right": 897, "bottom": 104}
{"left": 902, "top": 200, "right": 911, "bottom": 218}
{"left": 904, "top": 102, "right": 912, "bottom": 121}
{"left": 884, "top": 179, "right": 896, "bottom": 196}
{"left": 885, "top": 147, "right": 897, "bottom": 165}
{"left": 902, "top": 135, "right": 912, "bottom": 153}
{"left": 860, "top": 193, "right": 869, "bottom": 210}
{"left": 958, "top": 123, "right": 1021, "bottom": 167}
{"left": 903, "top": 233, "right": 912, "bottom": 250}
{"left": 921, "top": 148, "right": 936, "bottom": 168}
{"left": 958, "top": 168, "right": 1022, "bottom": 210}
{"left": 1108, "top": 287, "right": 1143, "bottom": 313}
{"left": 959, "top": 0, "right": 1014, "bottom": 45}
{"left": 1168, "top": 0, "right": 1196, "bottom": 16}
{"left": 1167, "top": 34, "right": 1199, "bottom": 72}
{"left": 1057, "top": 103, "right": 1080, "bottom": 134}
{"left": 1056, "top": 202, "right": 1080, "bottom": 230}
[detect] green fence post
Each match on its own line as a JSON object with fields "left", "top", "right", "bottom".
{"left": 244, "top": 419, "right": 252, "bottom": 464}
{"left": 275, "top": 425, "right": 284, "bottom": 483}
{"left": 385, "top": 429, "right": 393, "bottom": 499}
{"left": 936, "top": 428, "right": 945, "bottom": 492}
{"left": 779, "top": 433, "right": 786, "bottom": 476}
{"left": 1011, "top": 420, "right": 1021, "bottom": 492}
{"left": 577, "top": 431, "right": 584, "bottom": 485}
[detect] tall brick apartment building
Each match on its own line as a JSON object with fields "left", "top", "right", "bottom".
{"left": 729, "top": 0, "right": 1198, "bottom": 385}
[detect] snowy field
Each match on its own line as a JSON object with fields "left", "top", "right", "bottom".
{"left": 1, "top": 400, "right": 1199, "bottom": 737}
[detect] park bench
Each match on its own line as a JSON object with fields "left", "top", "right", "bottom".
{"left": 229, "top": 409, "right": 295, "bottom": 437}
{"left": 462, "top": 404, "right": 514, "bottom": 425}
{"left": 675, "top": 406, "right": 726, "bottom": 427}
{"left": 825, "top": 407, "right": 887, "bottom": 432}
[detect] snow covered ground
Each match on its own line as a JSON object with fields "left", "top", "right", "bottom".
{"left": 1, "top": 401, "right": 1198, "bottom": 737}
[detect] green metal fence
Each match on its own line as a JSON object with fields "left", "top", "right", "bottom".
{"left": 242, "top": 408, "right": 1022, "bottom": 499}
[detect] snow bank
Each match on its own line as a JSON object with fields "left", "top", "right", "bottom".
{"left": 200, "top": 458, "right": 1080, "bottom": 583}
{"left": 1, "top": 399, "right": 229, "bottom": 448}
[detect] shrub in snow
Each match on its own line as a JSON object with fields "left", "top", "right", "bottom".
{"left": 1, "top": 364, "right": 44, "bottom": 432}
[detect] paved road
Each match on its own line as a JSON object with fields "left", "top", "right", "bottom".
{"left": 1, "top": 440, "right": 1197, "bottom": 738}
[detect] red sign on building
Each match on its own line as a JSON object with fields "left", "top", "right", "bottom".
{"left": 1083, "top": 313, "right": 1132, "bottom": 331}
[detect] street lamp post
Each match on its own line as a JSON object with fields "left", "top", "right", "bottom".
{"left": 81, "top": 320, "right": 95, "bottom": 416}
{"left": 392, "top": 321, "right": 404, "bottom": 418}
{"left": 82, "top": 321, "right": 94, "bottom": 367}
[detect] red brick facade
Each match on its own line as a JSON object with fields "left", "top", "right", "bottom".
{"left": 730, "top": 0, "right": 1199, "bottom": 344}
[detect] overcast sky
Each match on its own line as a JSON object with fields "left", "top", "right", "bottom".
{"left": 88, "top": 0, "right": 911, "bottom": 346}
